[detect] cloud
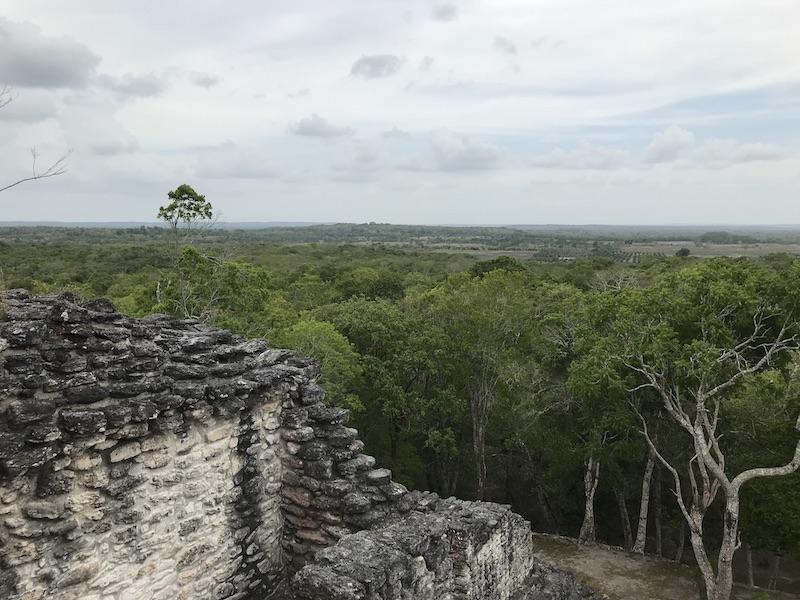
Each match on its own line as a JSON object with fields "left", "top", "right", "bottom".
{"left": 493, "top": 36, "right": 517, "bottom": 55}
{"left": 644, "top": 125, "right": 695, "bottom": 163}
{"left": 196, "top": 146, "right": 276, "bottom": 179}
{"left": 0, "top": 18, "right": 99, "bottom": 88}
{"left": 432, "top": 4, "right": 459, "bottom": 22}
{"left": 97, "top": 72, "right": 166, "bottom": 97}
{"left": 382, "top": 126, "right": 410, "bottom": 138}
{"left": 57, "top": 97, "right": 139, "bottom": 156}
{"left": 0, "top": 90, "right": 57, "bottom": 122}
{"left": 288, "top": 88, "right": 310, "bottom": 99}
{"left": 90, "top": 138, "right": 139, "bottom": 156}
{"left": 642, "top": 127, "right": 785, "bottom": 167}
{"left": 350, "top": 55, "right": 404, "bottom": 79}
{"left": 532, "top": 141, "right": 630, "bottom": 170}
{"left": 694, "top": 139, "right": 786, "bottom": 168}
{"left": 431, "top": 130, "right": 502, "bottom": 171}
{"left": 290, "top": 113, "right": 353, "bottom": 138}
{"left": 419, "top": 56, "right": 434, "bottom": 72}
{"left": 189, "top": 71, "right": 220, "bottom": 88}
{"left": 332, "top": 142, "right": 382, "bottom": 180}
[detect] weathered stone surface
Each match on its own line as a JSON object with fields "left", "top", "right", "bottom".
{"left": 292, "top": 500, "right": 537, "bottom": 600}
{"left": 0, "top": 292, "right": 290, "bottom": 600}
{"left": 365, "top": 468, "right": 392, "bottom": 486}
{"left": 60, "top": 409, "right": 107, "bottom": 435}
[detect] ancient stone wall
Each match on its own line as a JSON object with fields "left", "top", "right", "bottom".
{"left": 291, "top": 498, "right": 536, "bottom": 600}
{"left": 0, "top": 290, "right": 296, "bottom": 600}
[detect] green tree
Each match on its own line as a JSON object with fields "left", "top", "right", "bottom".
{"left": 610, "top": 260, "right": 800, "bottom": 600}
{"left": 156, "top": 184, "right": 214, "bottom": 318}
{"left": 277, "top": 319, "right": 363, "bottom": 412}
{"left": 418, "top": 270, "right": 535, "bottom": 500}
{"left": 157, "top": 184, "right": 214, "bottom": 249}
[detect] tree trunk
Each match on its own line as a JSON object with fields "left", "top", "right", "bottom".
{"left": 632, "top": 448, "right": 656, "bottom": 553}
{"left": 712, "top": 497, "right": 740, "bottom": 600}
{"left": 469, "top": 381, "right": 491, "bottom": 501}
{"left": 472, "top": 415, "right": 487, "bottom": 500}
{"left": 578, "top": 457, "right": 600, "bottom": 545}
{"left": 744, "top": 543, "right": 754, "bottom": 588}
{"left": 653, "top": 464, "right": 663, "bottom": 557}
{"left": 675, "top": 521, "right": 686, "bottom": 563}
{"left": 687, "top": 510, "right": 719, "bottom": 600}
{"left": 537, "top": 483, "right": 560, "bottom": 535}
{"left": 615, "top": 486, "right": 633, "bottom": 550}
{"left": 768, "top": 553, "right": 782, "bottom": 590}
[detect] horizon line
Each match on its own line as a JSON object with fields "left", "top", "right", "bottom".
{"left": 2, "top": 221, "right": 800, "bottom": 228}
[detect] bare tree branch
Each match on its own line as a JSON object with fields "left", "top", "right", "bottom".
{"left": 0, "top": 85, "right": 14, "bottom": 109}
{"left": 0, "top": 148, "right": 71, "bottom": 194}
{"left": 706, "top": 321, "right": 797, "bottom": 400}
{"left": 731, "top": 413, "right": 800, "bottom": 491}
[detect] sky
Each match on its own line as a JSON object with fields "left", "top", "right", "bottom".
{"left": 1, "top": 0, "right": 799, "bottom": 225}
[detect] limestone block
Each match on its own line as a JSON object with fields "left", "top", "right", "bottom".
{"left": 109, "top": 441, "right": 142, "bottom": 463}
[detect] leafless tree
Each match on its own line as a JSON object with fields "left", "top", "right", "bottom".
{"left": 627, "top": 310, "right": 800, "bottom": 600}
{"left": 0, "top": 87, "right": 70, "bottom": 194}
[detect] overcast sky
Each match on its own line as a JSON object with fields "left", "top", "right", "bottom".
{"left": 1, "top": 0, "right": 799, "bottom": 224}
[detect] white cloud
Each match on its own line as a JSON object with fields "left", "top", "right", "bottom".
{"left": 419, "top": 56, "right": 434, "bottom": 72}
{"left": 332, "top": 142, "right": 382, "bottom": 180}
{"left": 58, "top": 100, "right": 139, "bottom": 156}
{"left": 644, "top": 125, "right": 695, "bottom": 163}
{"left": 430, "top": 130, "right": 502, "bottom": 171}
{"left": 97, "top": 73, "right": 166, "bottom": 97}
{"left": 350, "top": 54, "right": 404, "bottom": 79}
{"left": 432, "top": 4, "right": 459, "bottom": 22}
{"left": 196, "top": 145, "right": 276, "bottom": 179}
{"left": 189, "top": 71, "right": 220, "bottom": 88}
{"left": 290, "top": 114, "right": 353, "bottom": 138}
{"left": 382, "top": 126, "right": 409, "bottom": 138}
{"left": 532, "top": 141, "right": 630, "bottom": 170}
{"left": 0, "top": 90, "right": 57, "bottom": 122}
{"left": 0, "top": 18, "right": 99, "bottom": 88}
{"left": 694, "top": 138, "right": 786, "bottom": 168}
{"left": 493, "top": 36, "right": 517, "bottom": 55}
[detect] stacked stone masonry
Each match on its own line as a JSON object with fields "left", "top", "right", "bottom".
{"left": 1, "top": 290, "right": 599, "bottom": 600}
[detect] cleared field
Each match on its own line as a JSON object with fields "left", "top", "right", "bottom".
{"left": 626, "top": 241, "right": 800, "bottom": 258}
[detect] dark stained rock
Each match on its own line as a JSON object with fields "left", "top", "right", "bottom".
{"left": 304, "top": 459, "right": 333, "bottom": 481}
{"left": 0, "top": 432, "right": 26, "bottom": 459}
{"left": 341, "top": 492, "right": 371, "bottom": 515}
{"left": 298, "top": 440, "right": 329, "bottom": 461}
{"left": 1, "top": 444, "right": 59, "bottom": 472}
{"left": 8, "top": 400, "right": 56, "bottom": 426}
{"left": 64, "top": 382, "right": 109, "bottom": 404}
{"left": 281, "top": 408, "right": 309, "bottom": 429}
{"left": 0, "top": 320, "right": 48, "bottom": 347}
{"left": 36, "top": 469, "right": 73, "bottom": 497}
{"left": 60, "top": 409, "right": 107, "bottom": 435}
{"left": 306, "top": 405, "right": 349, "bottom": 425}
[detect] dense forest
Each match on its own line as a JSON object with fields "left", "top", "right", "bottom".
{"left": 2, "top": 211, "right": 799, "bottom": 599}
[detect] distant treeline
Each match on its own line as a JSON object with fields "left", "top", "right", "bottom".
{"left": 1, "top": 222, "right": 800, "bottom": 248}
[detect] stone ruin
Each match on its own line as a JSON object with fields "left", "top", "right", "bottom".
{"left": 0, "top": 290, "right": 599, "bottom": 600}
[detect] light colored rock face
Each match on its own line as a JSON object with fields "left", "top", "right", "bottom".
{"left": 0, "top": 291, "right": 292, "bottom": 600}
{"left": 290, "top": 498, "right": 537, "bottom": 600}
{"left": 1, "top": 413, "right": 286, "bottom": 600}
